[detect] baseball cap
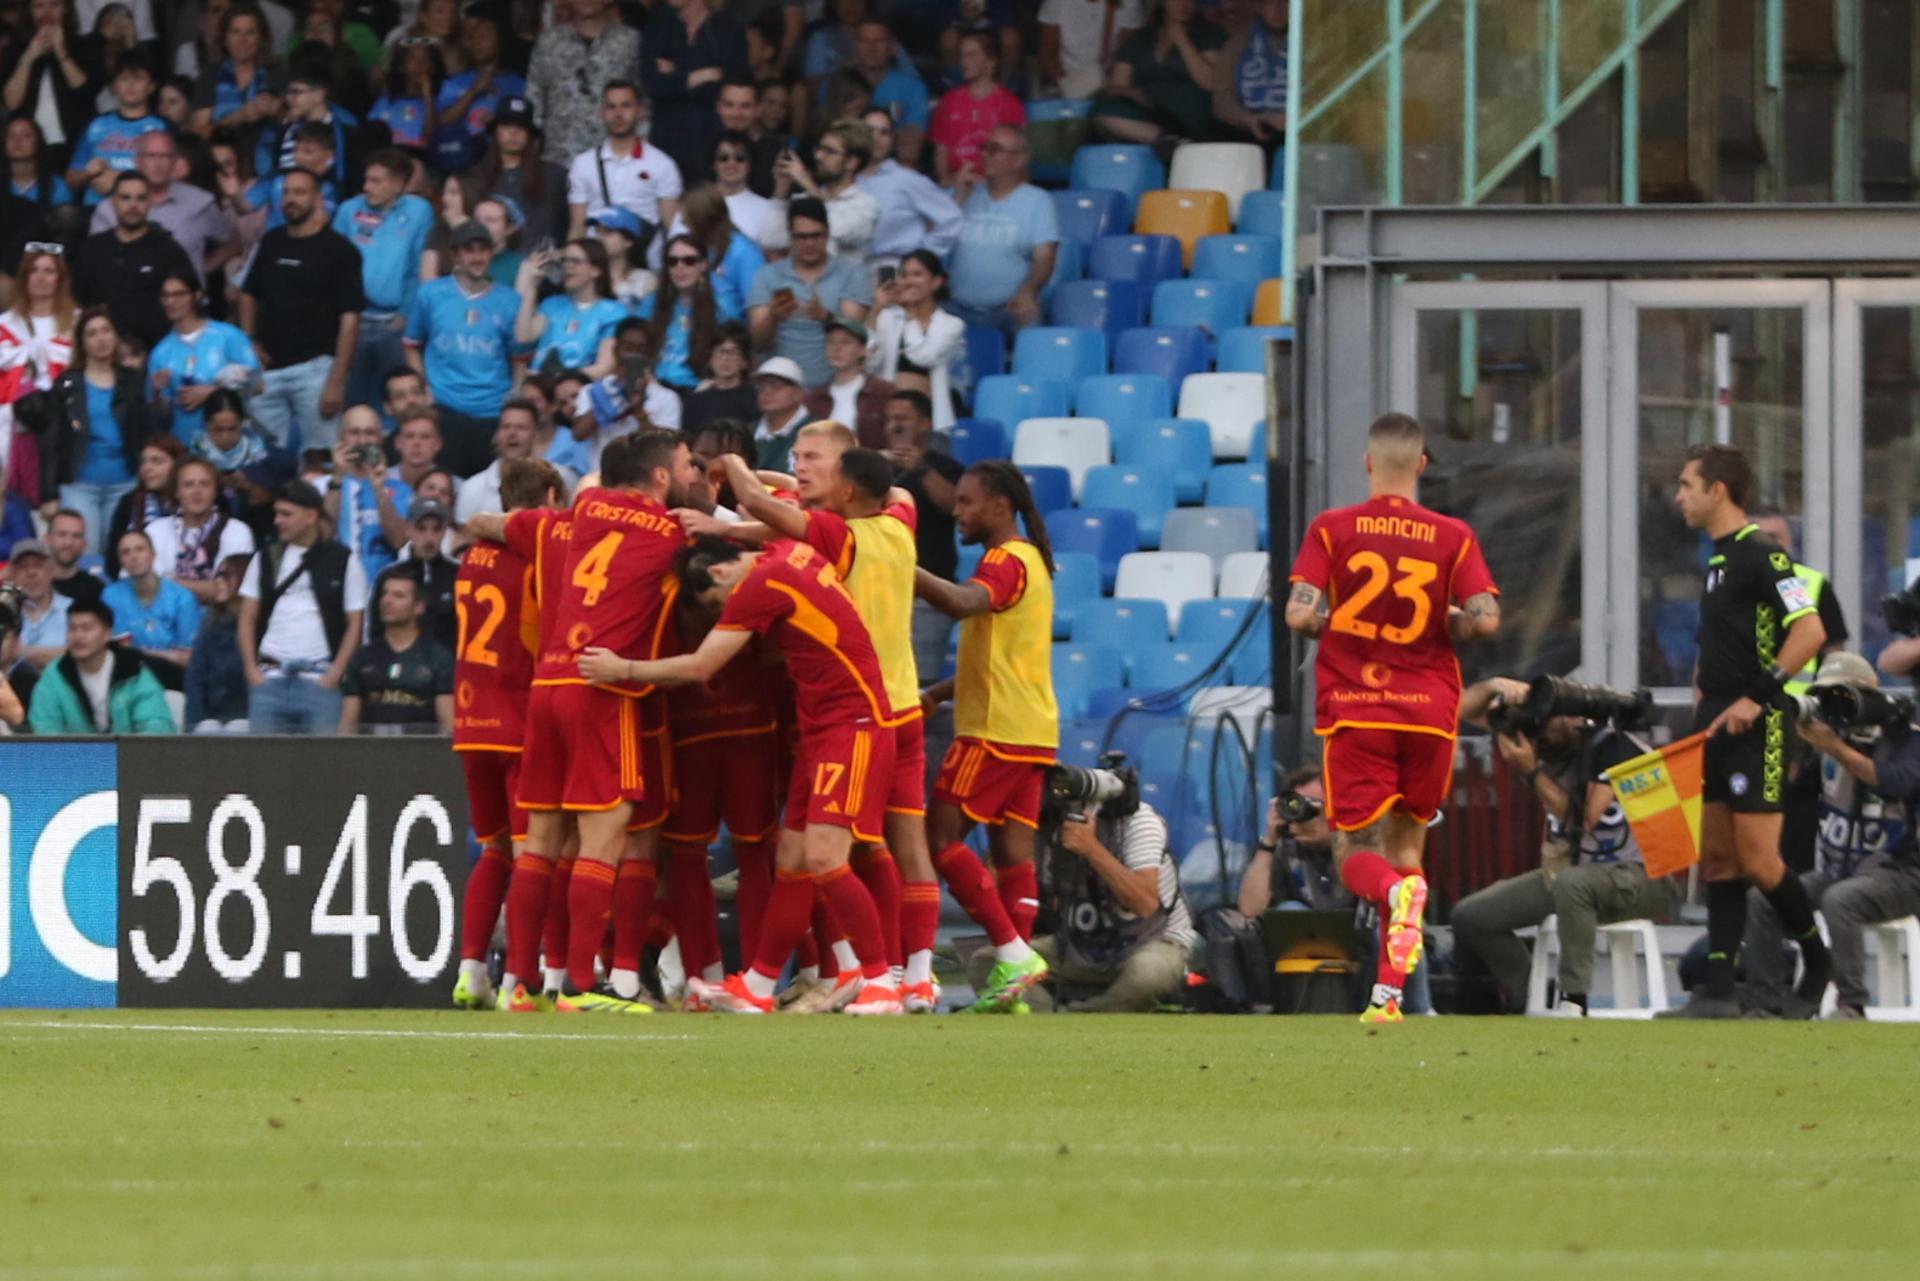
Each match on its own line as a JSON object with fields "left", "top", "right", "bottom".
{"left": 448, "top": 220, "right": 491, "bottom": 249}
{"left": 278, "top": 480, "right": 324, "bottom": 510}
{"left": 7, "top": 537, "right": 49, "bottom": 561}
{"left": 754, "top": 356, "right": 805, "bottom": 385}
{"left": 586, "top": 206, "right": 643, "bottom": 239}
{"left": 410, "top": 499, "right": 452, "bottom": 526}
{"left": 1811, "top": 652, "right": 1877, "bottom": 689}
{"left": 491, "top": 94, "right": 537, "bottom": 134}
{"left": 823, "top": 316, "right": 869, "bottom": 343}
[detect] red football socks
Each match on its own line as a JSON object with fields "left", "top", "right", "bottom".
{"left": 934, "top": 842, "right": 1018, "bottom": 947}
{"left": 459, "top": 847, "right": 512, "bottom": 963}
{"left": 751, "top": 868, "right": 818, "bottom": 981}
{"left": 733, "top": 836, "right": 773, "bottom": 963}
{"left": 565, "top": 859, "right": 618, "bottom": 991}
{"left": 816, "top": 863, "right": 891, "bottom": 980}
{"left": 900, "top": 880, "right": 941, "bottom": 970}
{"left": 503, "top": 851, "right": 553, "bottom": 982}
{"left": 667, "top": 843, "right": 720, "bottom": 979}
{"left": 811, "top": 897, "right": 845, "bottom": 978}
{"left": 611, "top": 858, "right": 658, "bottom": 976}
{"left": 851, "top": 847, "right": 904, "bottom": 969}
{"left": 542, "top": 856, "right": 574, "bottom": 975}
{"left": 1340, "top": 850, "right": 1403, "bottom": 906}
{"left": 1376, "top": 915, "right": 1404, "bottom": 989}
{"left": 995, "top": 861, "right": 1040, "bottom": 942}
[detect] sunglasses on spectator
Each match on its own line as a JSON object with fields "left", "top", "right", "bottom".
{"left": 24, "top": 241, "right": 63, "bottom": 255}
{"left": 667, "top": 254, "right": 703, "bottom": 267}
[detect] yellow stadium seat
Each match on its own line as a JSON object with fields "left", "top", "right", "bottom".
{"left": 1251, "top": 279, "right": 1286, "bottom": 325}
{"left": 1134, "top": 189, "right": 1230, "bottom": 269}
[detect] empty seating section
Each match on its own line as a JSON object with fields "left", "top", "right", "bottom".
{"left": 974, "top": 375, "right": 1069, "bottom": 427}
{"left": 1088, "top": 235, "right": 1186, "bottom": 291}
{"left": 1178, "top": 373, "right": 1265, "bottom": 458}
{"left": 1075, "top": 374, "right": 1172, "bottom": 428}
{"left": 1113, "top": 326, "right": 1209, "bottom": 388}
{"left": 1051, "top": 187, "right": 1129, "bottom": 244}
{"left": 1169, "top": 143, "right": 1266, "bottom": 220}
{"left": 948, "top": 417, "right": 1008, "bottom": 466}
{"left": 1217, "top": 326, "right": 1291, "bottom": 374}
{"left": 1081, "top": 464, "right": 1177, "bottom": 548}
{"left": 1115, "top": 418, "right": 1213, "bottom": 504}
{"left": 1190, "top": 234, "right": 1284, "bottom": 289}
{"left": 1051, "top": 552, "right": 1104, "bottom": 639}
{"left": 1134, "top": 190, "right": 1231, "bottom": 267}
{"left": 1049, "top": 507, "right": 1138, "bottom": 591}
{"left": 1048, "top": 279, "right": 1144, "bottom": 340}
{"left": 1012, "top": 327, "right": 1107, "bottom": 385}
{"left": 1162, "top": 508, "right": 1258, "bottom": 575}
{"left": 1115, "top": 552, "right": 1215, "bottom": 632}
{"left": 1151, "top": 279, "right": 1248, "bottom": 337}
{"left": 1012, "top": 417, "right": 1110, "bottom": 498}
{"left": 1068, "top": 145, "right": 1166, "bottom": 218}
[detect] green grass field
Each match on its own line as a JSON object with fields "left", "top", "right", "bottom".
{"left": 3, "top": 1011, "right": 1918, "bottom": 1281}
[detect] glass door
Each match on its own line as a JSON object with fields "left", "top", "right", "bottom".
{"left": 1835, "top": 281, "right": 1920, "bottom": 675}
{"left": 1389, "top": 282, "right": 1610, "bottom": 684}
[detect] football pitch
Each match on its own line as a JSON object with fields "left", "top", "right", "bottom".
{"left": 4, "top": 1012, "right": 1918, "bottom": 1281}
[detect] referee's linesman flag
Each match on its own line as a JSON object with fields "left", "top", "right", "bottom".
{"left": 1603, "top": 732, "right": 1709, "bottom": 879}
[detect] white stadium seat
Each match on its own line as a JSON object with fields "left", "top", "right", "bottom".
{"left": 1114, "top": 551, "right": 1215, "bottom": 623}
{"left": 1169, "top": 143, "right": 1266, "bottom": 221}
{"left": 1218, "top": 551, "right": 1269, "bottom": 600}
{"left": 1177, "top": 373, "right": 1265, "bottom": 459}
{"left": 1012, "top": 417, "right": 1111, "bottom": 501}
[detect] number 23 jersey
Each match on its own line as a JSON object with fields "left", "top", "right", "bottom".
{"left": 1289, "top": 494, "right": 1497, "bottom": 736}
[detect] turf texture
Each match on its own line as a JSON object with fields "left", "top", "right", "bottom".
{"left": 2, "top": 1011, "right": 1917, "bottom": 1280}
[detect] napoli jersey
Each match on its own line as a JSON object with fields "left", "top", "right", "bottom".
{"left": 1290, "top": 494, "right": 1498, "bottom": 737}
{"left": 71, "top": 113, "right": 169, "bottom": 204}
{"left": 404, "top": 276, "right": 522, "bottom": 416}
{"left": 531, "top": 296, "right": 627, "bottom": 373}
{"left": 147, "top": 320, "right": 260, "bottom": 438}
{"left": 333, "top": 193, "right": 435, "bottom": 312}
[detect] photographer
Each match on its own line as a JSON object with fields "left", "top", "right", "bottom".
{"left": 967, "top": 767, "right": 1195, "bottom": 1012}
{"left": 1877, "top": 578, "right": 1920, "bottom": 679}
{"left": 1450, "top": 677, "right": 1682, "bottom": 1015}
{"left": 1743, "top": 654, "right": 1920, "bottom": 1019}
{"left": 1237, "top": 767, "right": 1345, "bottom": 916}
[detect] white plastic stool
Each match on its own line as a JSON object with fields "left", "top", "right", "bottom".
{"left": 1525, "top": 916, "right": 1671, "bottom": 1018}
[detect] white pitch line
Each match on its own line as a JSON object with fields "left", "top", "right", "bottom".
{"left": 0, "top": 1020, "right": 697, "bottom": 1043}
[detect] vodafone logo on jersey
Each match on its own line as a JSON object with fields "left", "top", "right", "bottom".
{"left": 1362, "top": 662, "right": 1394, "bottom": 690}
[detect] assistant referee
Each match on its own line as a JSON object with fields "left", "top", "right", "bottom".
{"left": 1661, "top": 445, "right": 1832, "bottom": 1018}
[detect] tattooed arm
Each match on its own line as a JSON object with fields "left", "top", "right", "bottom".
{"left": 1449, "top": 591, "right": 1501, "bottom": 641}
{"left": 1284, "top": 581, "right": 1327, "bottom": 637}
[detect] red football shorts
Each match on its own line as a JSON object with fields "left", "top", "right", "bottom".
{"left": 933, "top": 736, "right": 1053, "bottom": 830}
{"left": 1320, "top": 727, "right": 1456, "bottom": 832}
{"left": 460, "top": 748, "right": 525, "bottom": 845}
{"left": 783, "top": 718, "right": 894, "bottom": 843}
{"left": 516, "top": 685, "right": 568, "bottom": 812}
{"left": 519, "top": 684, "right": 669, "bottom": 817}
{"left": 664, "top": 732, "right": 782, "bottom": 844}
{"left": 887, "top": 715, "right": 928, "bottom": 816}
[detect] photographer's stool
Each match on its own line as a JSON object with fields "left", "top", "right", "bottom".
{"left": 1809, "top": 914, "right": 1920, "bottom": 1021}
{"left": 1525, "top": 916, "right": 1671, "bottom": 1018}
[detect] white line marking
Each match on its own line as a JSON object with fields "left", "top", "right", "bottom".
{"left": 0, "top": 1020, "right": 696, "bottom": 1043}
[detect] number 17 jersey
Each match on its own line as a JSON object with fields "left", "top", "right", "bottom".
{"left": 1289, "top": 494, "right": 1497, "bottom": 737}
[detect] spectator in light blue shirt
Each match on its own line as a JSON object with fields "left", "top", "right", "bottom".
{"left": 322, "top": 406, "right": 411, "bottom": 576}
{"left": 946, "top": 126, "right": 1060, "bottom": 336}
{"left": 65, "top": 52, "right": 168, "bottom": 205}
{"left": 333, "top": 148, "right": 436, "bottom": 412}
{"left": 857, "top": 109, "right": 961, "bottom": 266}
{"left": 102, "top": 529, "right": 204, "bottom": 682}
{"left": 430, "top": 13, "right": 527, "bottom": 174}
{"left": 851, "top": 19, "right": 929, "bottom": 169}
{"left": 404, "top": 221, "right": 523, "bottom": 477}
{"left": 149, "top": 270, "right": 262, "bottom": 441}
{"left": 514, "top": 237, "right": 624, "bottom": 378}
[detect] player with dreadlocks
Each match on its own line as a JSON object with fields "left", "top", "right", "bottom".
{"left": 915, "top": 460, "right": 1058, "bottom": 1010}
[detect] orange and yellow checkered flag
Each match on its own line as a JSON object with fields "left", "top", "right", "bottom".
{"left": 1602, "top": 731, "right": 1709, "bottom": 879}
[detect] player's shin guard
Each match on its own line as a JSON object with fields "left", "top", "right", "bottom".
{"left": 995, "top": 861, "right": 1039, "bottom": 942}
{"left": 1704, "top": 878, "right": 1750, "bottom": 999}
{"left": 734, "top": 836, "right": 773, "bottom": 964}
{"left": 815, "top": 863, "right": 891, "bottom": 980}
{"left": 565, "top": 858, "right": 618, "bottom": 993}
{"left": 934, "top": 842, "right": 1019, "bottom": 947}
{"left": 668, "top": 843, "right": 721, "bottom": 980}
{"left": 851, "top": 847, "right": 904, "bottom": 970}
{"left": 504, "top": 851, "right": 554, "bottom": 983}
{"left": 900, "top": 880, "right": 941, "bottom": 984}
{"left": 460, "top": 846, "right": 513, "bottom": 964}
{"left": 610, "top": 858, "right": 659, "bottom": 984}
{"left": 751, "top": 868, "right": 818, "bottom": 983}
{"left": 1339, "top": 849, "right": 1403, "bottom": 905}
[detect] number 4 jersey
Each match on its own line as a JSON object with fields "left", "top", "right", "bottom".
{"left": 1289, "top": 494, "right": 1498, "bottom": 737}
{"left": 529, "top": 489, "right": 684, "bottom": 698}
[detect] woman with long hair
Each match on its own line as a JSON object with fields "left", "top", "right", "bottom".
{"left": 585, "top": 209, "right": 657, "bottom": 310}
{"left": 5, "top": 115, "right": 74, "bottom": 202}
{"left": 515, "top": 237, "right": 624, "bottom": 378}
{"left": 174, "top": 0, "right": 230, "bottom": 79}
{"left": 370, "top": 36, "right": 445, "bottom": 156}
{"left": 103, "top": 432, "right": 184, "bottom": 577}
{"left": 148, "top": 268, "right": 262, "bottom": 441}
{"left": 187, "top": 3, "right": 281, "bottom": 136}
{"left": 42, "top": 306, "right": 156, "bottom": 560}
{"left": 638, "top": 233, "right": 722, "bottom": 395}
{"left": 190, "top": 387, "right": 287, "bottom": 534}
{"left": 145, "top": 454, "right": 255, "bottom": 603}
{"left": 469, "top": 98, "right": 567, "bottom": 250}
{"left": 676, "top": 183, "right": 761, "bottom": 324}
{"left": 2, "top": 0, "right": 93, "bottom": 164}
{"left": 866, "top": 249, "right": 965, "bottom": 430}
{"left": 78, "top": 1, "right": 138, "bottom": 112}
{"left": 0, "top": 244, "right": 77, "bottom": 506}
{"left": 929, "top": 29, "right": 1025, "bottom": 185}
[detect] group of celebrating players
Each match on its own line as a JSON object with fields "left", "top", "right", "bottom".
{"left": 445, "top": 421, "right": 1061, "bottom": 1016}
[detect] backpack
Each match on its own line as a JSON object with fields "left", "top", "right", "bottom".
{"left": 1191, "top": 906, "right": 1271, "bottom": 1013}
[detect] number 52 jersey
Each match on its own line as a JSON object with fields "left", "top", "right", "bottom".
{"left": 1289, "top": 494, "right": 1497, "bottom": 737}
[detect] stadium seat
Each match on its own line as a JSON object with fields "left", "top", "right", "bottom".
{"left": 1218, "top": 550, "right": 1269, "bottom": 599}
{"left": 1052, "top": 644, "right": 1125, "bottom": 720}
{"left": 1115, "top": 551, "right": 1215, "bottom": 626}
{"left": 1113, "top": 326, "right": 1209, "bottom": 389}
{"left": 1150, "top": 278, "right": 1249, "bottom": 337}
{"left": 1071, "top": 598, "right": 1172, "bottom": 669}
{"left": 1012, "top": 417, "right": 1110, "bottom": 499}
{"left": 1178, "top": 597, "right": 1256, "bottom": 647}
{"left": 1028, "top": 98, "right": 1092, "bottom": 185}
{"left": 1191, "top": 234, "right": 1285, "bottom": 290}
{"left": 1047, "top": 278, "right": 1143, "bottom": 341}
{"left": 1083, "top": 685, "right": 1143, "bottom": 720}
{"left": 1018, "top": 464, "right": 1072, "bottom": 519}
{"left": 1051, "top": 187, "right": 1130, "bottom": 246}
{"left": 1068, "top": 144, "right": 1166, "bottom": 218}
{"left": 1134, "top": 190, "right": 1231, "bottom": 267}
{"left": 1059, "top": 718, "right": 1110, "bottom": 768}
{"left": 960, "top": 324, "right": 1005, "bottom": 384}
{"left": 1231, "top": 623, "right": 1273, "bottom": 686}
{"left": 1169, "top": 142, "right": 1266, "bottom": 220}
{"left": 1217, "top": 326, "right": 1292, "bottom": 374}
{"left": 1087, "top": 234, "right": 1185, "bottom": 292}
{"left": 1046, "top": 237, "right": 1085, "bottom": 297}
{"left": 1251, "top": 279, "right": 1286, "bottom": 325}
{"left": 948, "top": 416, "right": 1008, "bottom": 465}
{"left": 1162, "top": 507, "right": 1259, "bottom": 574}
{"left": 1074, "top": 373, "right": 1172, "bottom": 429}
{"left": 1189, "top": 685, "right": 1274, "bottom": 723}
{"left": 1206, "top": 465, "right": 1269, "bottom": 545}
{"left": 974, "top": 375, "right": 1069, "bottom": 428}
{"left": 1012, "top": 327, "right": 1107, "bottom": 385}
{"left": 1130, "top": 642, "right": 1218, "bottom": 707}
{"left": 1081, "top": 464, "right": 1177, "bottom": 548}
{"left": 1177, "top": 373, "right": 1265, "bottom": 458}
{"left": 1051, "top": 551, "right": 1104, "bottom": 639}
{"left": 1048, "top": 506, "right": 1138, "bottom": 591}
{"left": 1116, "top": 417, "right": 1213, "bottom": 504}
{"left": 1237, "top": 189, "right": 1289, "bottom": 237}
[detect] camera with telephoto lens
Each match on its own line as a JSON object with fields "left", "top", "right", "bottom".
{"left": 1882, "top": 582, "right": 1920, "bottom": 637}
{"left": 0, "top": 583, "right": 21, "bottom": 635}
{"left": 1045, "top": 753, "right": 1140, "bottom": 820}
{"left": 1487, "top": 674, "right": 1653, "bottom": 738}
{"left": 1275, "top": 789, "right": 1322, "bottom": 826}
{"left": 1787, "top": 682, "right": 1916, "bottom": 740}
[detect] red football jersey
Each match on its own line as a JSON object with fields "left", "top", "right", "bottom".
{"left": 1289, "top": 494, "right": 1498, "bottom": 736}
{"left": 452, "top": 538, "right": 537, "bottom": 750}
{"left": 503, "top": 506, "right": 575, "bottom": 683}
{"left": 534, "top": 489, "right": 684, "bottom": 697}
{"left": 664, "top": 607, "right": 779, "bottom": 743}
{"left": 713, "top": 540, "right": 894, "bottom": 728}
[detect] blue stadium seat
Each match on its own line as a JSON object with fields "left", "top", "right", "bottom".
{"left": 1051, "top": 551, "right": 1103, "bottom": 639}
{"left": 1052, "top": 644, "right": 1125, "bottom": 719}
{"left": 1131, "top": 644, "right": 1217, "bottom": 710}
{"left": 1178, "top": 597, "right": 1256, "bottom": 648}
{"left": 1104, "top": 709, "right": 1179, "bottom": 767}
{"left": 1013, "top": 327, "right": 1108, "bottom": 385}
{"left": 1231, "top": 623, "right": 1273, "bottom": 686}
{"left": 1205, "top": 466, "right": 1269, "bottom": 546}
{"left": 1237, "top": 189, "right": 1289, "bottom": 237}
{"left": 1019, "top": 465, "right": 1073, "bottom": 521}
{"left": 1113, "top": 326, "right": 1209, "bottom": 389}
{"left": 1059, "top": 718, "right": 1110, "bottom": 768}
{"left": 1150, "top": 278, "right": 1249, "bottom": 337}
{"left": 1268, "top": 145, "right": 1288, "bottom": 190}
{"left": 1048, "top": 506, "right": 1139, "bottom": 592}
{"left": 1070, "top": 598, "right": 1171, "bottom": 674}
{"left": 1081, "top": 464, "right": 1177, "bottom": 548}
{"left": 1074, "top": 373, "right": 1172, "bottom": 429}
{"left": 1069, "top": 144, "right": 1166, "bottom": 218}
{"left": 1047, "top": 237, "right": 1085, "bottom": 295}
{"left": 974, "top": 375, "right": 1070, "bottom": 427}
{"left": 1190, "top": 234, "right": 1285, "bottom": 289}
{"left": 1087, "top": 235, "right": 1185, "bottom": 292}
{"left": 955, "top": 324, "right": 1004, "bottom": 395}
{"left": 1217, "top": 326, "right": 1292, "bottom": 374}
{"left": 1248, "top": 418, "right": 1269, "bottom": 458}
{"left": 948, "top": 416, "right": 1009, "bottom": 465}
{"left": 1115, "top": 417, "right": 1213, "bottom": 504}
{"left": 1051, "top": 188, "right": 1131, "bottom": 246}
{"left": 1083, "top": 686, "right": 1142, "bottom": 720}
{"left": 1047, "top": 279, "right": 1144, "bottom": 341}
